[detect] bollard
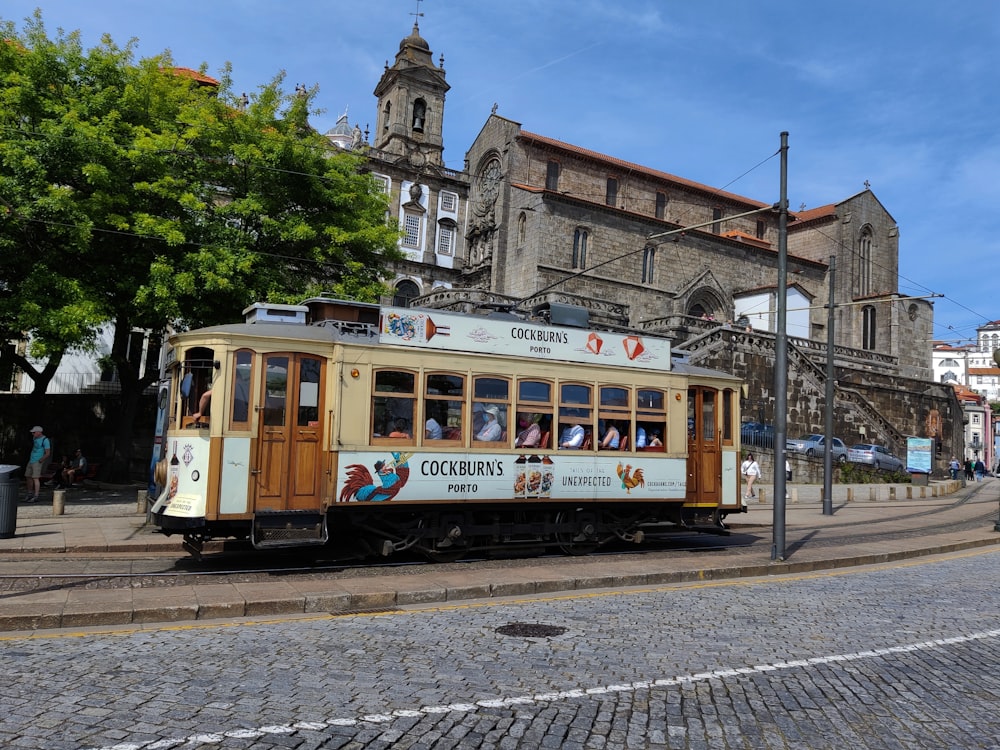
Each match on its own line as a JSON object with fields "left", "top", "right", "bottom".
{"left": 759, "top": 489, "right": 767, "bottom": 504}
{"left": 868, "top": 487, "right": 877, "bottom": 502}
{"left": 920, "top": 486, "right": 926, "bottom": 499}
{"left": 789, "top": 487, "right": 798, "bottom": 503}
{"left": 52, "top": 489, "right": 65, "bottom": 516}
{"left": 889, "top": 486, "right": 896, "bottom": 500}
{"left": 137, "top": 489, "right": 149, "bottom": 514}
{"left": 906, "top": 486, "right": 913, "bottom": 499}
{"left": 847, "top": 487, "right": 854, "bottom": 502}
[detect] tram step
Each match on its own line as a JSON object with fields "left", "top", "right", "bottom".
{"left": 252, "top": 512, "right": 328, "bottom": 548}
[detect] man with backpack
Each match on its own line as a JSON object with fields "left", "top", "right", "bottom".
{"left": 24, "top": 425, "right": 51, "bottom": 503}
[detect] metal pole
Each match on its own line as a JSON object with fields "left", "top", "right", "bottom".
{"left": 772, "top": 132, "right": 789, "bottom": 561}
{"left": 823, "top": 255, "right": 836, "bottom": 515}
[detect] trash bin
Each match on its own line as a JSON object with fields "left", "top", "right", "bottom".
{"left": 0, "top": 464, "right": 21, "bottom": 539}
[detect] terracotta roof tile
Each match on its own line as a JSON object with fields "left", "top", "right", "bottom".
{"left": 722, "top": 229, "right": 771, "bottom": 249}
{"left": 518, "top": 130, "right": 771, "bottom": 209}
{"left": 791, "top": 204, "right": 837, "bottom": 224}
{"left": 167, "top": 67, "right": 220, "bottom": 87}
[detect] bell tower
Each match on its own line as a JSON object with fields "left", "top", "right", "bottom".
{"left": 372, "top": 19, "right": 449, "bottom": 168}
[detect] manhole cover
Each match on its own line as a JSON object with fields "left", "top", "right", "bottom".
{"left": 495, "top": 622, "right": 567, "bottom": 638}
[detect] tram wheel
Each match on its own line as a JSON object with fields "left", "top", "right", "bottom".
{"left": 712, "top": 507, "right": 728, "bottom": 529}
{"left": 421, "top": 547, "right": 467, "bottom": 563}
{"left": 554, "top": 510, "right": 600, "bottom": 556}
{"left": 417, "top": 517, "right": 468, "bottom": 563}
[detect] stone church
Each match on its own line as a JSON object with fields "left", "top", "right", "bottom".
{"left": 329, "top": 20, "right": 963, "bottom": 474}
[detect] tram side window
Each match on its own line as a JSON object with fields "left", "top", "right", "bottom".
{"left": 598, "top": 385, "right": 630, "bottom": 450}
{"left": 425, "top": 372, "right": 464, "bottom": 443}
{"left": 558, "top": 382, "right": 593, "bottom": 449}
{"left": 263, "top": 356, "right": 289, "bottom": 426}
{"left": 473, "top": 376, "right": 510, "bottom": 443}
{"left": 636, "top": 388, "right": 666, "bottom": 451}
{"left": 701, "top": 390, "right": 717, "bottom": 443}
{"left": 722, "top": 389, "right": 734, "bottom": 444}
{"left": 373, "top": 370, "right": 416, "bottom": 442}
{"left": 515, "top": 379, "right": 553, "bottom": 449}
{"left": 297, "top": 357, "right": 322, "bottom": 427}
{"left": 177, "top": 347, "right": 215, "bottom": 429}
{"left": 230, "top": 350, "right": 254, "bottom": 430}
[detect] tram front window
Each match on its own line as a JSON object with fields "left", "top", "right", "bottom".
{"left": 176, "top": 347, "right": 215, "bottom": 428}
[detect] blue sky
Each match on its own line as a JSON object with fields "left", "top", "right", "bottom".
{"left": 5, "top": 1, "right": 999, "bottom": 346}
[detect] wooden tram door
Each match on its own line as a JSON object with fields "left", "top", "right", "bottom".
{"left": 686, "top": 386, "right": 721, "bottom": 504}
{"left": 253, "top": 353, "right": 325, "bottom": 512}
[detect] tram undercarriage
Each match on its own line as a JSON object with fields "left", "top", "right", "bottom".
{"left": 336, "top": 502, "right": 730, "bottom": 561}
{"left": 162, "top": 501, "right": 734, "bottom": 561}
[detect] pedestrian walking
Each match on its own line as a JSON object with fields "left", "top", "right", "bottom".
{"left": 964, "top": 459, "right": 974, "bottom": 482}
{"left": 24, "top": 425, "right": 51, "bottom": 503}
{"left": 948, "top": 456, "right": 960, "bottom": 480}
{"left": 974, "top": 459, "right": 985, "bottom": 482}
{"left": 740, "top": 452, "right": 760, "bottom": 500}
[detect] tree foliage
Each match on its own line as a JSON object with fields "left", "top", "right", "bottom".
{"left": 0, "top": 10, "right": 402, "bottom": 475}
{"left": 0, "top": 9, "right": 401, "bottom": 365}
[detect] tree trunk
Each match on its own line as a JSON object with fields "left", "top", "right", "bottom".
{"left": 108, "top": 317, "right": 158, "bottom": 482}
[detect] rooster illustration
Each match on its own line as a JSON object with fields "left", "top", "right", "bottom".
{"left": 616, "top": 462, "right": 645, "bottom": 494}
{"left": 339, "top": 452, "right": 412, "bottom": 502}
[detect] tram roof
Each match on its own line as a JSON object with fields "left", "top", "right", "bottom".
{"left": 173, "top": 319, "right": 740, "bottom": 384}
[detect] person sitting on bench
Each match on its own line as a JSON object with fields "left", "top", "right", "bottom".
{"left": 59, "top": 449, "right": 88, "bottom": 487}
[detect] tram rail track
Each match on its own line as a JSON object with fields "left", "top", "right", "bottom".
{"left": 1, "top": 488, "right": 996, "bottom": 597}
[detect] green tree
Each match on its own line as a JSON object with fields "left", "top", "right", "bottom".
{"left": 0, "top": 12, "right": 401, "bottom": 477}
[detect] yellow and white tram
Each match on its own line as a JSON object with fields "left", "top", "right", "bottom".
{"left": 150, "top": 297, "right": 747, "bottom": 559}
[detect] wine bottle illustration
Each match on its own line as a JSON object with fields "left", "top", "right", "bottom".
{"left": 167, "top": 440, "right": 180, "bottom": 500}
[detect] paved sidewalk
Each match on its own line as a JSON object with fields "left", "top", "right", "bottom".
{"left": 0, "top": 479, "right": 997, "bottom": 633}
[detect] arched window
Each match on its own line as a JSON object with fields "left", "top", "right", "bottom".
{"left": 858, "top": 227, "right": 873, "bottom": 295}
{"left": 517, "top": 212, "right": 526, "bottom": 246}
{"left": 572, "top": 228, "right": 588, "bottom": 269}
{"left": 862, "top": 305, "right": 876, "bottom": 350}
{"left": 382, "top": 101, "right": 391, "bottom": 132}
{"left": 392, "top": 280, "right": 420, "bottom": 307}
{"left": 641, "top": 245, "right": 655, "bottom": 284}
{"left": 412, "top": 99, "right": 426, "bottom": 132}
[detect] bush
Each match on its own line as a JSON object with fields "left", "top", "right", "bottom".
{"left": 838, "top": 462, "right": 910, "bottom": 484}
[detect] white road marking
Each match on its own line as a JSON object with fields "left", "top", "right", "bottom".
{"left": 84, "top": 627, "right": 1000, "bottom": 750}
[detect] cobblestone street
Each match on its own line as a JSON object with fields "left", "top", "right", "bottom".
{"left": 2, "top": 545, "right": 999, "bottom": 749}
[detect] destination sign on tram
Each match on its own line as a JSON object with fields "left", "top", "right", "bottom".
{"left": 379, "top": 307, "right": 670, "bottom": 371}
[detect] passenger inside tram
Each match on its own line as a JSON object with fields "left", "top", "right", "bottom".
{"left": 599, "top": 421, "right": 620, "bottom": 450}
{"left": 388, "top": 418, "right": 411, "bottom": 438}
{"left": 559, "top": 423, "right": 585, "bottom": 449}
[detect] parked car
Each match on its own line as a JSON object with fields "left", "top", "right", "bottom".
{"left": 740, "top": 421, "right": 775, "bottom": 448}
{"left": 847, "top": 443, "right": 905, "bottom": 472}
{"left": 786, "top": 434, "right": 848, "bottom": 462}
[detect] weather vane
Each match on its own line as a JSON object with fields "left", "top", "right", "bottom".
{"left": 411, "top": 0, "right": 424, "bottom": 25}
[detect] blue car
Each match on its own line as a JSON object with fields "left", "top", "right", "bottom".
{"left": 740, "top": 421, "right": 775, "bottom": 448}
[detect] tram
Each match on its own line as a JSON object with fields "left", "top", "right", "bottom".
{"left": 150, "top": 297, "right": 747, "bottom": 560}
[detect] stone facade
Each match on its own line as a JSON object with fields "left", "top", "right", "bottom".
{"left": 338, "top": 20, "right": 960, "bottom": 472}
